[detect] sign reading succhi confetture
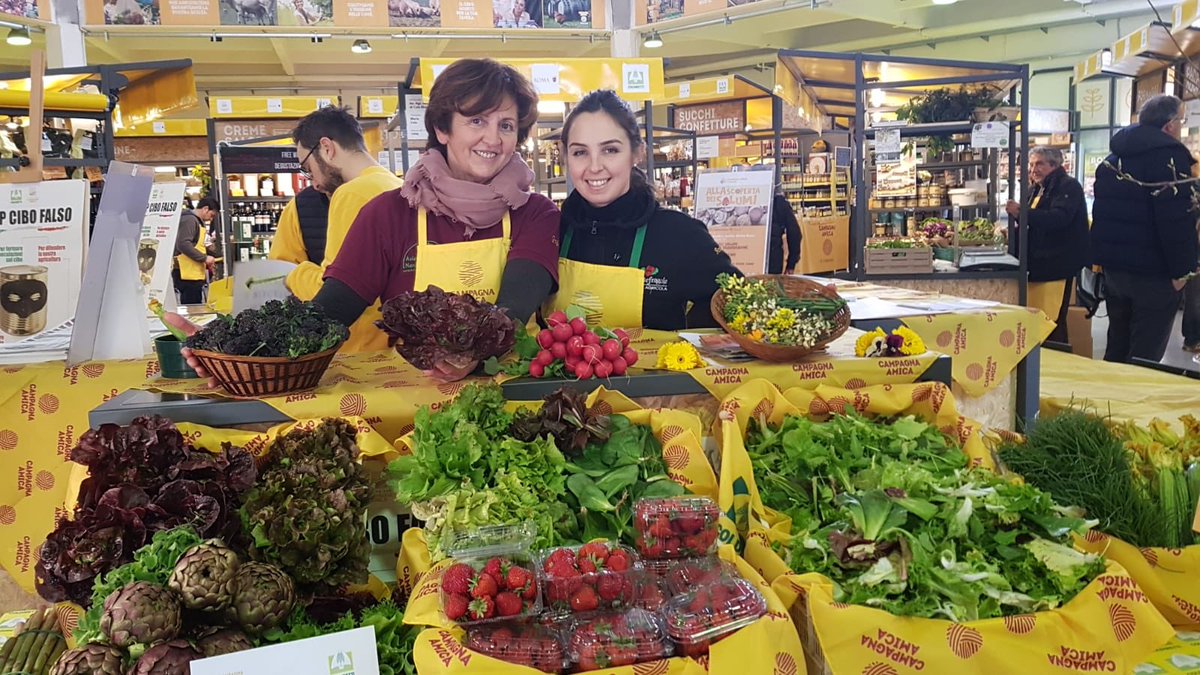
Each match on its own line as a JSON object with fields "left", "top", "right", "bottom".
{"left": 673, "top": 101, "right": 746, "bottom": 135}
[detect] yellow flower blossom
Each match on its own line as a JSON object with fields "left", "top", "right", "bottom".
{"left": 766, "top": 308, "right": 797, "bottom": 332}
{"left": 749, "top": 329, "right": 765, "bottom": 342}
{"left": 895, "top": 326, "right": 926, "bottom": 355}
{"left": 729, "top": 313, "right": 750, "bottom": 334}
{"left": 855, "top": 328, "right": 887, "bottom": 357}
{"left": 655, "top": 341, "right": 704, "bottom": 371}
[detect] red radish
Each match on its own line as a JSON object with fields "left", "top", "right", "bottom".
{"left": 536, "top": 350, "right": 554, "bottom": 366}
{"left": 623, "top": 348, "right": 639, "bottom": 365}
{"left": 566, "top": 335, "right": 585, "bottom": 357}
{"left": 550, "top": 342, "right": 568, "bottom": 360}
{"left": 601, "top": 339, "right": 622, "bottom": 361}
{"left": 581, "top": 344, "right": 601, "bottom": 364}
{"left": 614, "top": 329, "right": 630, "bottom": 347}
{"left": 574, "top": 361, "right": 594, "bottom": 379}
{"left": 570, "top": 317, "right": 587, "bottom": 335}
{"left": 551, "top": 323, "right": 572, "bottom": 342}
{"left": 537, "top": 330, "right": 555, "bottom": 349}
{"left": 611, "top": 356, "right": 628, "bottom": 376}
{"left": 583, "top": 331, "right": 601, "bottom": 346}
{"left": 594, "top": 360, "right": 613, "bottom": 378}
{"left": 565, "top": 355, "right": 581, "bottom": 370}
{"left": 529, "top": 361, "right": 545, "bottom": 378}
{"left": 547, "top": 311, "right": 568, "bottom": 327}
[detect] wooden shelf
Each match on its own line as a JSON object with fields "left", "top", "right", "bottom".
{"left": 919, "top": 160, "right": 989, "bottom": 170}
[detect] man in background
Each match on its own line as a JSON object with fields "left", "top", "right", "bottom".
{"left": 1091, "top": 94, "right": 1199, "bottom": 364}
{"left": 270, "top": 185, "right": 331, "bottom": 265}
{"left": 173, "top": 196, "right": 219, "bottom": 305}
{"left": 284, "top": 106, "right": 403, "bottom": 351}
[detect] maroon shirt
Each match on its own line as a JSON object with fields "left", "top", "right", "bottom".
{"left": 326, "top": 189, "right": 561, "bottom": 304}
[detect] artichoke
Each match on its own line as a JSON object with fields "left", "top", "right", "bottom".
{"left": 48, "top": 644, "right": 125, "bottom": 675}
{"left": 197, "top": 628, "right": 253, "bottom": 658}
{"left": 232, "top": 562, "right": 295, "bottom": 635}
{"left": 99, "top": 581, "right": 181, "bottom": 648}
{"left": 129, "top": 640, "right": 202, "bottom": 675}
{"left": 168, "top": 541, "right": 240, "bottom": 611}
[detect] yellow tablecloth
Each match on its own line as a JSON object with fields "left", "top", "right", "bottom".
{"left": 1040, "top": 350, "right": 1200, "bottom": 431}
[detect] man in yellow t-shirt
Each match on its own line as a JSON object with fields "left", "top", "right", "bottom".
{"left": 270, "top": 186, "right": 329, "bottom": 265}
{"left": 284, "top": 106, "right": 403, "bottom": 352}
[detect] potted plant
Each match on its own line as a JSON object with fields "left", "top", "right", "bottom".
{"left": 894, "top": 86, "right": 1004, "bottom": 158}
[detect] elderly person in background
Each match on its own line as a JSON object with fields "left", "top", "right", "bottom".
{"left": 1004, "top": 146, "right": 1089, "bottom": 344}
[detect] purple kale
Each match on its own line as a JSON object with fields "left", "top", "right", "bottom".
{"left": 376, "top": 285, "right": 517, "bottom": 370}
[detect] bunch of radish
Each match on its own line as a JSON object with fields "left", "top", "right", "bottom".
{"left": 530, "top": 311, "right": 639, "bottom": 380}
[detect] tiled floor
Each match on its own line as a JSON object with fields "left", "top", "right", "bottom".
{"left": 1090, "top": 304, "right": 1198, "bottom": 372}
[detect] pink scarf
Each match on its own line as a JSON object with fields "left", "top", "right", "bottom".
{"left": 400, "top": 149, "right": 534, "bottom": 238}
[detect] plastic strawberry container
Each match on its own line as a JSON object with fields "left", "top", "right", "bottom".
{"left": 632, "top": 571, "right": 669, "bottom": 612}
{"left": 538, "top": 541, "right": 641, "bottom": 617}
{"left": 633, "top": 496, "right": 721, "bottom": 559}
{"left": 566, "top": 608, "right": 674, "bottom": 672}
{"left": 440, "top": 523, "right": 543, "bottom": 625}
{"left": 661, "top": 576, "right": 767, "bottom": 657}
{"left": 465, "top": 621, "right": 568, "bottom": 674}
{"left": 645, "top": 556, "right": 739, "bottom": 596}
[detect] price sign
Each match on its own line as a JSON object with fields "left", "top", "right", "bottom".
{"left": 215, "top": 99, "right": 233, "bottom": 115}
{"left": 267, "top": 98, "right": 283, "bottom": 114}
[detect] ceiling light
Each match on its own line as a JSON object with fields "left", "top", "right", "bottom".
{"left": 351, "top": 38, "right": 372, "bottom": 54}
{"left": 643, "top": 31, "right": 663, "bottom": 49}
{"left": 1101, "top": 47, "right": 1113, "bottom": 66}
{"left": 5, "top": 27, "right": 31, "bottom": 46}
{"left": 930, "top": 0, "right": 958, "bottom": 4}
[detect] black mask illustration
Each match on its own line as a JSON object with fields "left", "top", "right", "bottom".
{"left": 138, "top": 246, "right": 158, "bottom": 273}
{"left": 1, "top": 279, "right": 48, "bottom": 318}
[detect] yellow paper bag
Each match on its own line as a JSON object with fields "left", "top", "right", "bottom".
{"left": 771, "top": 561, "right": 1174, "bottom": 675}
{"left": 1076, "top": 533, "right": 1200, "bottom": 629}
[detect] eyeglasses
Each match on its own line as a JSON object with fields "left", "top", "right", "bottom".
{"left": 298, "top": 145, "right": 318, "bottom": 179}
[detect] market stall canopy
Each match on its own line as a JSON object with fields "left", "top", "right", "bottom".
{"left": 1100, "top": 21, "right": 1176, "bottom": 79}
{"left": 0, "top": 59, "right": 196, "bottom": 128}
{"left": 774, "top": 50, "right": 1021, "bottom": 124}
{"left": 660, "top": 75, "right": 770, "bottom": 105}
{"left": 411, "top": 57, "right": 665, "bottom": 103}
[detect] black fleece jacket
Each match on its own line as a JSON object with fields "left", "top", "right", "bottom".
{"left": 1020, "top": 167, "right": 1090, "bottom": 282}
{"left": 1091, "top": 124, "right": 1199, "bottom": 280}
{"left": 560, "top": 187, "right": 742, "bottom": 330}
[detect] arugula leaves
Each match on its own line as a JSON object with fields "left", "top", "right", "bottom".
{"left": 747, "top": 411, "right": 1105, "bottom": 622}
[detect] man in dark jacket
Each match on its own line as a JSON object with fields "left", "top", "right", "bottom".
{"left": 172, "top": 196, "right": 219, "bottom": 305}
{"left": 1091, "top": 94, "right": 1200, "bottom": 363}
{"left": 768, "top": 192, "right": 802, "bottom": 275}
{"left": 1004, "top": 147, "right": 1089, "bottom": 344}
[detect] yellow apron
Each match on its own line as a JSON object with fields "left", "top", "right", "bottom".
{"left": 177, "top": 225, "right": 207, "bottom": 282}
{"left": 546, "top": 225, "right": 646, "bottom": 329}
{"left": 412, "top": 208, "right": 511, "bottom": 303}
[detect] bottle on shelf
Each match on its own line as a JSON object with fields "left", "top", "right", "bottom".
{"left": 260, "top": 173, "right": 276, "bottom": 197}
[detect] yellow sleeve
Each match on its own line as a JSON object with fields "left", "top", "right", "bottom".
{"left": 285, "top": 168, "right": 401, "bottom": 301}
{"left": 268, "top": 199, "right": 307, "bottom": 265}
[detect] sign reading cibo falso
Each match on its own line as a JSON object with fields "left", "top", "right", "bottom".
{"left": 190, "top": 627, "right": 380, "bottom": 675}
{"left": 673, "top": 101, "right": 745, "bottom": 135}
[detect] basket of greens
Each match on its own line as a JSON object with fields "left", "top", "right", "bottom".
{"left": 185, "top": 297, "right": 347, "bottom": 397}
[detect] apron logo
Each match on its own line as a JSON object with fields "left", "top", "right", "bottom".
{"left": 458, "top": 260, "right": 485, "bottom": 288}
{"left": 570, "top": 290, "right": 604, "bottom": 326}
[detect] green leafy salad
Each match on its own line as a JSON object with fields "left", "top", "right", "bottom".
{"left": 747, "top": 411, "right": 1105, "bottom": 622}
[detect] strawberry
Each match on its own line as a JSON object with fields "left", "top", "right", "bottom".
{"left": 674, "top": 514, "right": 705, "bottom": 535}
{"left": 688, "top": 589, "right": 711, "bottom": 613}
{"left": 578, "top": 556, "right": 599, "bottom": 574}
{"left": 545, "top": 548, "right": 576, "bottom": 572}
{"left": 482, "top": 557, "right": 507, "bottom": 587}
{"left": 495, "top": 591, "right": 523, "bottom": 617}
{"left": 685, "top": 533, "right": 713, "bottom": 555}
{"left": 467, "top": 596, "right": 495, "bottom": 620}
{"left": 570, "top": 585, "right": 599, "bottom": 612}
{"left": 441, "top": 562, "right": 475, "bottom": 596}
{"left": 444, "top": 593, "right": 469, "bottom": 620}
{"left": 605, "top": 548, "right": 632, "bottom": 572}
{"left": 578, "top": 542, "right": 610, "bottom": 566}
{"left": 639, "top": 582, "right": 667, "bottom": 610}
{"left": 505, "top": 565, "right": 533, "bottom": 595}
{"left": 597, "top": 574, "right": 625, "bottom": 603}
{"left": 642, "top": 540, "right": 667, "bottom": 558}
{"left": 470, "top": 573, "right": 498, "bottom": 599}
{"left": 520, "top": 577, "right": 537, "bottom": 601}
{"left": 648, "top": 515, "right": 673, "bottom": 539}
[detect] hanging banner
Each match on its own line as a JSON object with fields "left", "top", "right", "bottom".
{"left": 798, "top": 214, "right": 849, "bottom": 274}
{"left": 0, "top": 180, "right": 89, "bottom": 345}
{"left": 138, "top": 183, "right": 186, "bottom": 313}
{"left": 694, "top": 169, "right": 773, "bottom": 275}
{"left": 674, "top": 100, "right": 745, "bottom": 135}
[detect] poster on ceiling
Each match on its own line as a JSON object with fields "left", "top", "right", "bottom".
{"left": 390, "top": 0, "right": 440, "bottom": 27}
{"left": 99, "top": 0, "right": 161, "bottom": 24}
{"left": 0, "top": 0, "right": 44, "bottom": 19}
{"left": 277, "top": 0, "right": 331, "bottom": 24}
{"left": 542, "top": 0, "right": 590, "bottom": 28}
{"left": 644, "top": 0, "right": 680, "bottom": 23}
{"left": 493, "top": 0, "right": 541, "bottom": 28}
{"left": 220, "top": 0, "right": 277, "bottom": 25}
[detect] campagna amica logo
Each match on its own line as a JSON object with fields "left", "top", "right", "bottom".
{"left": 458, "top": 260, "right": 485, "bottom": 288}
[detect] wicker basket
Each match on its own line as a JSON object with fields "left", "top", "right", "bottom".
{"left": 190, "top": 345, "right": 341, "bottom": 398}
{"left": 710, "top": 275, "right": 851, "bottom": 362}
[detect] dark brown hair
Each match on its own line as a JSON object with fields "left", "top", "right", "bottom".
{"left": 562, "top": 89, "right": 650, "bottom": 195}
{"left": 425, "top": 59, "right": 539, "bottom": 154}
{"left": 291, "top": 105, "right": 366, "bottom": 153}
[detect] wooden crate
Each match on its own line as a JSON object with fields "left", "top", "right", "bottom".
{"left": 864, "top": 247, "right": 934, "bottom": 275}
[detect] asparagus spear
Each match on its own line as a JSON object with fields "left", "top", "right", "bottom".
{"left": 0, "top": 631, "right": 19, "bottom": 671}
{"left": 31, "top": 632, "right": 65, "bottom": 675}
{"left": 23, "top": 607, "right": 58, "bottom": 674}
{"left": 5, "top": 609, "right": 43, "bottom": 673}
